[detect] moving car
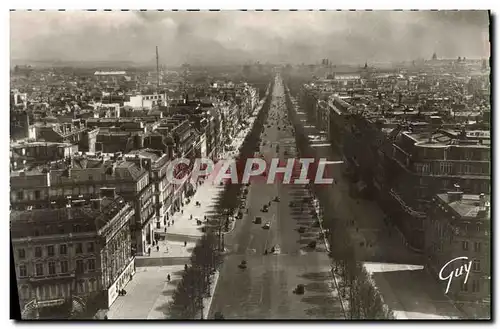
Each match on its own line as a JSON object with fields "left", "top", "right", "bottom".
{"left": 293, "top": 284, "right": 305, "bottom": 295}
{"left": 238, "top": 260, "right": 247, "bottom": 269}
{"left": 261, "top": 205, "right": 269, "bottom": 213}
{"left": 263, "top": 222, "right": 271, "bottom": 229}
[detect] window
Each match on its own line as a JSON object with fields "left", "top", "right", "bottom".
{"left": 472, "top": 260, "right": 481, "bottom": 272}
{"left": 76, "top": 243, "right": 83, "bottom": 254}
{"left": 34, "top": 190, "right": 41, "bottom": 200}
{"left": 76, "top": 260, "right": 85, "bottom": 273}
{"left": 59, "top": 244, "right": 67, "bottom": 255}
{"left": 47, "top": 245, "right": 55, "bottom": 257}
{"left": 472, "top": 280, "right": 480, "bottom": 293}
{"left": 19, "top": 265, "right": 27, "bottom": 277}
{"left": 87, "top": 242, "right": 94, "bottom": 253}
{"left": 460, "top": 282, "right": 468, "bottom": 292}
{"left": 462, "top": 241, "right": 469, "bottom": 251}
{"left": 474, "top": 242, "right": 481, "bottom": 252}
{"left": 73, "top": 225, "right": 81, "bottom": 233}
{"left": 16, "top": 191, "right": 24, "bottom": 200}
{"left": 18, "top": 249, "right": 26, "bottom": 259}
{"left": 35, "top": 247, "right": 42, "bottom": 258}
{"left": 88, "top": 259, "right": 96, "bottom": 272}
{"left": 35, "top": 263, "right": 44, "bottom": 276}
{"left": 48, "top": 262, "right": 56, "bottom": 275}
{"left": 60, "top": 261, "right": 68, "bottom": 274}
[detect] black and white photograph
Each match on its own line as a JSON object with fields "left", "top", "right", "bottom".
{"left": 8, "top": 9, "right": 491, "bottom": 320}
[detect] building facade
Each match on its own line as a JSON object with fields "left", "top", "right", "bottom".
{"left": 11, "top": 192, "right": 134, "bottom": 319}
{"left": 424, "top": 190, "right": 490, "bottom": 318}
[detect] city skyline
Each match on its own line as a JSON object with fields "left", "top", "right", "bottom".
{"left": 11, "top": 10, "right": 490, "bottom": 66}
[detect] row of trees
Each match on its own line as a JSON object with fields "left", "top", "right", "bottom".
{"left": 168, "top": 233, "right": 223, "bottom": 319}
{"left": 284, "top": 81, "right": 394, "bottom": 320}
{"left": 167, "top": 81, "right": 275, "bottom": 320}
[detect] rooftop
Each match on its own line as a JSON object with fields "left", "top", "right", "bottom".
{"left": 10, "top": 195, "right": 131, "bottom": 231}
{"left": 437, "top": 193, "right": 491, "bottom": 220}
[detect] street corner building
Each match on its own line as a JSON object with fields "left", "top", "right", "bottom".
{"left": 11, "top": 190, "right": 136, "bottom": 319}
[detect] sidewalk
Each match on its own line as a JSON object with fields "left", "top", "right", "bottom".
{"left": 155, "top": 102, "right": 264, "bottom": 243}
{"left": 138, "top": 240, "right": 197, "bottom": 259}
{"left": 107, "top": 265, "right": 185, "bottom": 319}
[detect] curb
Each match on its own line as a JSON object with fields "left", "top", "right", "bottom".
{"left": 203, "top": 270, "right": 220, "bottom": 319}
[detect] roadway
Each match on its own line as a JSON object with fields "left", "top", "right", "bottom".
{"left": 208, "top": 76, "right": 344, "bottom": 319}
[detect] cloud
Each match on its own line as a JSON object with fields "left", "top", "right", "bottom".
{"left": 10, "top": 10, "right": 490, "bottom": 65}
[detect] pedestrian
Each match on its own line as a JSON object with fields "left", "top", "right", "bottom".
{"left": 157, "top": 245, "right": 159, "bottom": 252}
{"left": 165, "top": 227, "right": 167, "bottom": 232}
{"left": 181, "top": 209, "right": 184, "bottom": 214}
{"left": 184, "top": 264, "right": 188, "bottom": 271}
{"left": 172, "top": 220, "right": 175, "bottom": 225}
{"left": 184, "top": 241, "right": 187, "bottom": 247}
{"left": 190, "top": 214, "right": 193, "bottom": 220}
{"left": 167, "top": 274, "right": 171, "bottom": 282}
{"left": 148, "top": 247, "right": 151, "bottom": 255}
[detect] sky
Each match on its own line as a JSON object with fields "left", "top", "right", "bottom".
{"left": 10, "top": 10, "right": 491, "bottom": 65}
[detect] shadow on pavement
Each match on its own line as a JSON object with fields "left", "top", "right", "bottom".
{"left": 304, "top": 282, "right": 331, "bottom": 293}
{"left": 301, "top": 294, "right": 336, "bottom": 306}
{"left": 299, "top": 271, "right": 332, "bottom": 281}
{"left": 304, "top": 304, "right": 344, "bottom": 318}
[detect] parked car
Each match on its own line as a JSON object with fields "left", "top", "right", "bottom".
{"left": 238, "top": 260, "right": 247, "bottom": 269}
{"left": 263, "top": 222, "right": 271, "bottom": 229}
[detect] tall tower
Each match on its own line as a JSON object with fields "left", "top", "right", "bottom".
{"left": 156, "top": 46, "right": 160, "bottom": 91}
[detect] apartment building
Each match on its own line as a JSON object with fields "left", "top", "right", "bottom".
{"left": 424, "top": 189, "right": 490, "bottom": 318}
{"left": 10, "top": 154, "right": 155, "bottom": 256}
{"left": 12, "top": 191, "right": 135, "bottom": 319}
{"left": 124, "top": 93, "right": 168, "bottom": 110}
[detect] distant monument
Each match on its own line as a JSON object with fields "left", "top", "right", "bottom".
{"left": 432, "top": 52, "right": 437, "bottom": 61}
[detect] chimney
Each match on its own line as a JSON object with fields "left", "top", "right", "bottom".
{"left": 100, "top": 187, "right": 116, "bottom": 199}
{"left": 447, "top": 184, "right": 463, "bottom": 202}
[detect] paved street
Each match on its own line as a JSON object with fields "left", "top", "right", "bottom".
{"left": 208, "top": 76, "right": 344, "bottom": 319}
{"left": 285, "top": 83, "right": 463, "bottom": 319}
